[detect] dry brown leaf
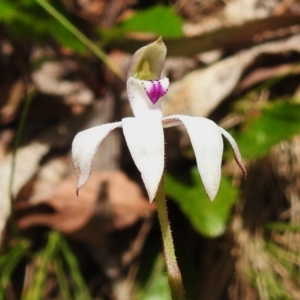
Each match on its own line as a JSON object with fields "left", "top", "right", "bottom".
{"left": 114, "top": 15, "right": 300, "bottom": 56}
{"left": 29, "top": 157, "right": 69, "bottom": 204}
{"left": 0, "top": 95, "right": 116, "bottom": 241}
{"left": 0, "top": 142, "right": 49, "bottom": 239}
{"left": 16, "top": 171, "right": 154, "bottom": 244}
{"left": 32, "top": 61, "right": 94, "bottom": 106}
{"left": 105, "top": 171, "right": 155, "bottom": 230}
{"left": 224, "top": 0, "right": 278, "bottom": 24}
{"left": 0, "top": 79, "right": 25, "bottom": 124}
{"left": 62, "top": 0, "right": 137, "bottom": 26}
{"left": 0, "top": 130, "right": 14, "bottom": 162}
{"left": 16, "top": 175, "right": 105, "bottom": 240}
{"left": 180, "top": 0, "right": 281, "bottom": 36}
{"left": 235, "top": 63, "right": 300, "bottom": 95}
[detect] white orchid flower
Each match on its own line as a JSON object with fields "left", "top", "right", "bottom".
{"left": 72, "top": 38, "right": 246, "bottom": 203}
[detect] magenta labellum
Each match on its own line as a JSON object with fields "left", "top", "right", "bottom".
{"left": 144, "top": 80, "right": 167, "bottom": 104}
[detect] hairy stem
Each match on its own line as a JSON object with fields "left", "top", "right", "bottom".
{"left": 155, "top": 175, "right": 185, "bottom": 300}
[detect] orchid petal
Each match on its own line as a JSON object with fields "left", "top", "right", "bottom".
{"left": 127, "top": 77, "right": 169, "bottom": 118}
{"left": 127, "top": 37, "right": 167, "bottom": 80}
{"left": 72, "top": 122, "right": 122, "bottom": 193}
{"left": 163, "top": 115, "right": 223, "bottom": 200}
{"left": 122, "top": 117, "right": 164, "bottom": 202}
{"left": 219, "top": 127, "right": 247, "bottom": 177}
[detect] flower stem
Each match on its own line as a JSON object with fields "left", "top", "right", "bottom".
{"left": 155, "top": 175, "right": 185, "bottom": 300}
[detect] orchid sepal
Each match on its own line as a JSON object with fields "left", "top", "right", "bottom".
{"left": 122, "top": 117, "right": 165, "bottom": 202}
{"left": 163, "top": 115, "right": 223, "bottom": 200}
{"left": 162, "top": 115, "right": 246, "bottom": 200}
{"left": 72, "top": 121, "right": 122, "bottom": 193}
{"left": 127, "top": 36, "right": 167, "bottom": 80}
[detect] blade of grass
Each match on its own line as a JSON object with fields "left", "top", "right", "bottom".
{"left": 54, "top": 257, "right": 73, "bottom": 300}
{"left": 8, "top": 89, "right": 35, "bottom": 237}
{"left": 35, "top": 0, "right": 125, "bottom": 80}
{"left": 0, "top": 240, "right": 30, "bottom": 296}
{"left": 9, "top": 89, "right": 35, "bottom": 200}
{"left": 58, "top": 234, "right": 92, "bottom": 300}
{"left": 22, "top": 231, "right": 60, "bottom": 300}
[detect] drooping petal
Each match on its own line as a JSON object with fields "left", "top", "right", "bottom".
{"left": 122, "top": 117, "right": 164, "bottom": 202}
{"left": 127, "top": 77, "right": 169, "bottom": 118}
{"left": 219, "top": 127, "right": 247, "bottom": 177}
{"left": 127, "top": 37, "right": 167, "bottom": 80}
{"left": 72, "top": 122, "right": 122, "bottom": 193}
{"left": 163, "top": 115, "right": 223, "bottom": 200}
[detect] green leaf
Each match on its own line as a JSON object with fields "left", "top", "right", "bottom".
{"left": 121, "top": 5, "right": 182, "bottom": 38}
{"left": 266, "top": 222, "right": 300, "bottom": 233}
{"left": 100, "top": 5, "right": 182, "bottom": 46}
{"left": 49, "top": 20, "right": 87, "bottom": 54}
{"left": 0, "top": 0, "right": 16, "bottom": 19}
{"left": 23, "top": 232, "right": 60, "bottom": 300}
{"left": 166, "top": 168, "right": 237, "bottom": 237}
{"left": 0, "top": 0, "right": 86, "bottom": 54}
{"left": 59, "top": 234, "right": 92, "bottom": 300}
{"left": 234, "top": 101, "right": 300, "bottom": 159}
{"left": 0, "top": 239, "right": 30, "bottom": 295}
{"left": 136, "top": 254, "right": 169, "bottom": 300}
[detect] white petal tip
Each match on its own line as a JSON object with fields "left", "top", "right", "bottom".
{"left": 219, "top": 127, "right": 247, "bottom": 179}
{"left": 208, "top": 196, "right": 215, "bottom": 202}
{"left": 230, "top": 143, "right": 247, "bottom": 179}
{"left": 238, "top": 161, "right": 247, "bottom": 179}
{"left": 206, "top": 189, "right": 218, "bottom": 202}
{"left": 145, "top": 181, "right": 159, "bottom": 204}
{"left": 122, "top": 117, "right": 164, "bottom": 206}
{"left": 75, "top": 177, "right": 87, "bottom": 196}
{"left": 76, "top": 184, "right": 83, "bottom": 196}
{"left": 72, "top": 157, "right": 90, "bottom": 196}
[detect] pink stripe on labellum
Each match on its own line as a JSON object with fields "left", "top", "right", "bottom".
{"left": 143, "top": 80, "right": 167, "bottom": 104}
